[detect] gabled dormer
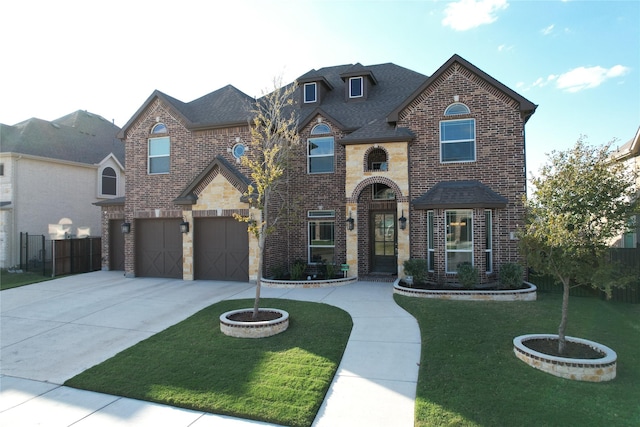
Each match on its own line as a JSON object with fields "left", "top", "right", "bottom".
{"left": 297, "top": 70, "right": 334, "bottom": 106}
{"left": 339, "top": 63, "right": 378, "bottom": 102}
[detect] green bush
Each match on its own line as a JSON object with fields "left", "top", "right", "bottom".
{"left": 403, "top": 259, "right": 428, "bottom": 285}
{"left": 499, "top": 262, "right": 523, "bottom": 288}
{"left": 290, "top": 260, "right": 307, "bottom": 280}
{"left": 457, "top": 263, "right": 478, "bottom": 288}
{"left": 325, "top": 263, "right": 336, "bottom": 279}
{"left": 270, "top": 263, "right": 288, "bottom": 280}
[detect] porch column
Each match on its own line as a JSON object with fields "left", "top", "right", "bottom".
{"left": 397, "top": 201, "right": 410, "bottom": 277}
{"left": 345, "top": 203, "right": 358, "bottom": 278}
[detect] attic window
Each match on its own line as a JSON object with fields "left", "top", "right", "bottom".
{"left": 101, "top": 167, "right": 117, "bottom": 196}
{"left": 444, "top": 103, "right": 470, "bottom": 116}
{"left": 304, "top": 83, "right": 317, "bottom": 103}
{"left": 151, "top": 123, "right": 167, "bottom": 134}
{"left": 349, "top": 77, "right": 363, "bottom": 98}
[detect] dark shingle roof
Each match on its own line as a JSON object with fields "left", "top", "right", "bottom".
{"left": 412, "top": 180, "right": 508, "bottom": 209}
{"left": 1, "top": 111, "right": 124, "bottom": 165}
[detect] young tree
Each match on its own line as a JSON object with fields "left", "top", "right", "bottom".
{"left": 520, "top": 137, "right": 637, "bottom": 354}
{"left": 234, "top": 79, "right": 299, "bottom": 319}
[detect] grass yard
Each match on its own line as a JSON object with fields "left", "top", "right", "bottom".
{"left": 65, "top": 298, "right": 352, "bottom": 427}
{"left": 0, "top": 269, "right": 52, "bottom": 290}
{"left": 395, "top": 293, "right": 640, "bottom": 427}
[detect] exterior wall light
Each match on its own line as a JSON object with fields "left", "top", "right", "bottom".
{"left": 121, "top": 222, "right": 131, "bottom": 234}
{"left": 179, "top": 220, "right": 190, "bottom": 234}
{"left": 398, "top": 210, "right": 407, "bottom": 230}
{"left": 346, "top": 214, "right": 355, "bottom": 231}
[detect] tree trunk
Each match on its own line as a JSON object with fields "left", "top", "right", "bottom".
{"left": 252, "top": 229, "right": 266, "bottom": 320}
{"left": 557, "top": 278, "right": 570, "bottom": 355}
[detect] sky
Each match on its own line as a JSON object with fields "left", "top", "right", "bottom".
{"left": 1, "top": 0, "right": 638, "bottom": 178}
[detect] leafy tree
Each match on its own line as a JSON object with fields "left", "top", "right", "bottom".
{"left": 234, "top": 79, "right": 300, "bottom": 319}
{"left": 520, "top": 137, "right": 637, "bottom": 354}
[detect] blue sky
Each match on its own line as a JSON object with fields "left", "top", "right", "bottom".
{"left": 1, "top": 0, "right": 638, "bottom": 177}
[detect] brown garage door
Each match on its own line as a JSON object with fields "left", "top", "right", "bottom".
{"left": 135, "top": 219, "right": 183, "bottom": 278}
{"left": 195, "top": 218, "right": 248, "bottom": 281}
{"left": 108, "top": 220, "right": 125, "bottom": 271}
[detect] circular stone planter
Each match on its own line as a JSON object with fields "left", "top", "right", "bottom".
{"left": 513, "top": 334, "right": 617, "bottom": 382}
{"left": 219, "top": 308, "right": 289, "bottom": 338}
{"left": 261, "top": 276, "right": 357, "bottom": 288}
{"left": 393, "top": 278, "right": 537, "bottom": 301}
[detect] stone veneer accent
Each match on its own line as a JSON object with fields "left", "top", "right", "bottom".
{"left": 261, "top": 276, "right": 357, "bottom": 288}
{"left": 513, "top": 334, "right": 617, "bottom": 382}
{"left": 219, "top": 309, "right": 289, "bottom": 338}
{"left": 393, "top": 278, "right": 537, "bottom": 301}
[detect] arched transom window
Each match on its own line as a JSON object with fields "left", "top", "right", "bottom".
{"left": 440, "top": 103, "right": 475, "bottom": 163}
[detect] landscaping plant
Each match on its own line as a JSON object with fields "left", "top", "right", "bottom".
{"left": 403, "top": 258, "right": 428, "bottom": 285}
{"left": 499, "top": 262, "right": 524, "bottom": 289}
{"left": 233, "top": 79, "right": 300, "bottom": 318}
{"left": 456, "top": 262, "right": 478, "bottom": 288}
{"left": 519, "top": 137, "right": 638, "bottom": 354}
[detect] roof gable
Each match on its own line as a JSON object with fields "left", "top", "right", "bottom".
{"left": 387, "top": 54, "right": 537, "bottom": 123}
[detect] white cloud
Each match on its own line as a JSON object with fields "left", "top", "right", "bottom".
{"left": 541, "top": 24, "right": 555, "bottom": 35}
{"left": 556, "top": 65, "right": 631, "bottom": 92}
{"left": 498, "top": 44, "right": 514, "bottom": 52}
{"left": 442, "top": 0, "right": 509, "bottom": 31}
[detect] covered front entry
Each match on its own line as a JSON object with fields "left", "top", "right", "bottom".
{"left": 371, "top": 211, "right": 397, "bottom": 273}
{"left": 135, "top": 219, "right": 182, "bottom": 278}
{"left": 194, "top": 218, "right": 249, "bottom": 281}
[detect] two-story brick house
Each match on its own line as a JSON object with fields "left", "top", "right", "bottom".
{"left": 104, "top": 54, "right": 536, "bottom": 283}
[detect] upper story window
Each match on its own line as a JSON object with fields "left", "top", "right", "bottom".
{"left": 367, "top": 148, "right": 388, "bottom": 171}
{"left": 349, "top": 77, "right": 363, "bottom": 98}
{"left": 149, "top": 123, "right": 170, "bottom": 174}
{"left": 304, "top": 83, "right": 317, "bottom": 103}
{"left": 101, "top": 167, "right": 117, "bottom": 196}
{"left": 151, "top": 123, "right": 167, "bottom": 134}
{"left": 308, "top": 123, "right": 334, "bottom": 174}
{"left": 440, "top": 103, "right": 475, "bottom": 163}
{"left": 373, "top": 183, "right": 395, "bottom": 200}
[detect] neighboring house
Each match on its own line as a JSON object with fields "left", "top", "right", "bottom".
{"left": 611, "top": 126, "right": 640, "bottom": 248}
{"left": 0, "top": 110, "right": 124, "bottom": 268}
{"left": 105, "top": 54, "right": 536, "bottom": 283}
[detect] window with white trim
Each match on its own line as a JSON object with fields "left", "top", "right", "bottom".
{"left": 349, "top": 76, "right": 363, "bottom": 98}
{"left": 427, "top": 211, "right": 435, "bottom": 272}
{"left": 440, "top": 103, "right": 475, "bottom": 163}
{"left": 148, "top": 137, "right": 170, "bottom": 174}
{"left": 304, "top": 83, "right": 317, "bottom": 103}
{"left": 446, "top": 210, "right": 473, "bottom": 273}
{"left": 308, "top": 124, "right": 334, "bottom": 173}
{"left": 308, "top": 210, "right": 335, "bottom": 264}
{"left": 101, "top": 167, "right": 117, "bottom": 196}
{"left": 485, "top": 210, "right": 493, "bottom": 273}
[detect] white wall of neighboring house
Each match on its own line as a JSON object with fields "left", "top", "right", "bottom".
{"left": 0, "top": 152, "right": 124, "bottom": 268}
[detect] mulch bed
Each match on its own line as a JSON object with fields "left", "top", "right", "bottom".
{"left": 227, "top": 310, "right": 283, "bottom": 322}
{"left": 523, "top": 338, "right": 604, "bottom": 359}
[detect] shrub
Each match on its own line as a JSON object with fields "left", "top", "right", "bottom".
{"left": 325, "top": 263, "right": 336, "bottom": 279}
{"left": 403, "top": 259, "right": 428, "bottom": 285}
{"left": 499, "top": 262, "right": 524, "bottom": 289}
{"left": 457, "top": 263, "right": 478, "bottom": 288}
{"left": 290, "top": 260, "right": 306, "bottom": 280}
{"left": 270, "top": 263, "right": 288, "bottom": 280}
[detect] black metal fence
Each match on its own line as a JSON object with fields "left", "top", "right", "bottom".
{"left": 19, "top": 232, "right": 101, "bottom": 277}
{"left": 531, "top": 247, "right": 640, "bottom": 304}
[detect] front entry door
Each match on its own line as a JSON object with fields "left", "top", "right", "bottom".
{"left": 371, "top": 212, "right": 397, "bottom": 273}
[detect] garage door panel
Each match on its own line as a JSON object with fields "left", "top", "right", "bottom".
{"left": 195, "top": 218, "right": 248, "bottom": 281}
{"left": 136, "top": 219, "right": 182, "bottom": 278}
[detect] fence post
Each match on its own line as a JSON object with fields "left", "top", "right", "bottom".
{"left": 24, "top": 232, "right": 29, "bottom": 272}
{"left": 41, "top": 235, "right": 46, "bottom": 276}
{"left": 52, "top": 240, "right": 56, "bottom": 278}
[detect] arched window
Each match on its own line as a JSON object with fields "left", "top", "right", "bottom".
{"left": 308, "top": 123, "right": 334, "bottom": 174}
{"left": 444, "top": 103, "right": 470, "bottom": 116}
{"left": 151, "top": 123, "right": 167, "bottom": 134}
{"left": 148, "top": 123, "right": 170, "bottom": 174}
{"left": 367, "top": 147, "right": 388, "bottom": 171}
{"left": 440, "top": 103, "right": 475, "bottom": 163}
{"left": 101, "top": 167, "right": 117, "bottom": 196}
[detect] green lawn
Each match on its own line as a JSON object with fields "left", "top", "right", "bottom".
{"left": 65, "top": 298, "right": 352, "bottom": 427}
{"left": 0, "top": 269, "right": 52, "bottom": 290}
{"left": 394, "top": 293, "right": 640, "bottom": 427}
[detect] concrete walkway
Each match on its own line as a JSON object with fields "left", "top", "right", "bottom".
{"left": 0, "top": 271, "right": 421, "bottom": 426}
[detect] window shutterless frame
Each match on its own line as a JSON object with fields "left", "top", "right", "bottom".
{"left": 148, "top": 136, "right": 170, "bottom": 174}
{"left": 440, "top": 118, "right": 476, "bottom": 163}
{"left": 445, "top": 209, "right": 473, "bottom": 273}
{"left": 485, "top": 210, "right": 493, "bottom": 273}
{"left": 304, "top": 83, "right": 317, "bottom": 103}
{"left": 349, "top": 76, "right": 363, "bottom": 98}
